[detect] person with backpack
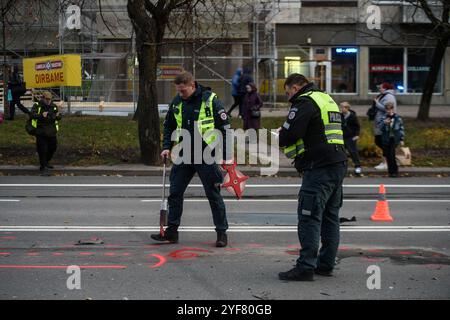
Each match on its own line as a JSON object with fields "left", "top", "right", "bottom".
{"left": 371, "top": 83, "right": 397, "bottom": 171}
{"left": 7, "top": 66, "right": 29, "bottom": 120}
{"left": 29, "top": 91, "right": 62, "bottom": 175}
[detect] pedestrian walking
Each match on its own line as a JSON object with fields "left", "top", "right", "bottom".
{"left": 227, "top": 68, "right": 243, "bottom": 117}
{"left": 236, "top": 67, "right": 254, "bottom": 118}
{"left": 7, "top": 66, "right": 29, "bottom": 120}
{"left": 242, "top": 83, "right": 263, "bottom": 131}
{"left": 278, "top": 73, "right": 347, "bottom": 281}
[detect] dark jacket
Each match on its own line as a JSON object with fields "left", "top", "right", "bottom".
{"left": 377, "top": 113, "right": 404, "bottom": 146}
{"left": 8, "top": 71, "right": 23, "bottom": 98}
{"left": 242, "top": 83, "right": 263, "bottom": 130}
{"left": 279, "top": 83, "right": 347, "bottom": 172}
{"left": 342, "top": 109, "right": 360, "bottom": 139}
{"left": 30, "top": 100, "right": 62, "bottom": 137}
{"left": 163, "top": 82, "right": 231, "bottom": 163}
{"left": 237, "top": 67, "right": 254, "bottom": 96}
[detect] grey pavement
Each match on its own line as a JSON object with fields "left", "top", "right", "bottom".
{"left": 0, "top": 176, "right": 449, "bottom": 300}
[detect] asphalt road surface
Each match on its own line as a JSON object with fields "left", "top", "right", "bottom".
{"left": 0, "top": 175, "right": 449, "bottom": 300}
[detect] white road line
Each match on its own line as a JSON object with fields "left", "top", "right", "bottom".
{"left": 1, "top": 184, "right": 449, "bottom": 188}
{"left": 0, "top": 200, "right": 20, "bottom": 202}
{"left": 0, "top": 226, "right": 449, "bottom": 232}
{"left": 141, "top": 199, "right": 450, "bottom": 203}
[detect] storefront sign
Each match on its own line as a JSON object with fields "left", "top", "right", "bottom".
{"left": 157, "top": 64, "right": 184, "bottom": 80}
{"left": 23, "top": 54, "right": 82, "bottom": 88}
{"left": 369, "top": 64, "right": 403, "bottom": 73}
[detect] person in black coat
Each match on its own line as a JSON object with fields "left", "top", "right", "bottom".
{"left": 7, "top": 66, "right": 29, "bottom": 120}
{"left": 340, "top": 102, "right": 362, "bottom": 175}
{"left": 236, "top": 67, "right": 254, "bottom": 118}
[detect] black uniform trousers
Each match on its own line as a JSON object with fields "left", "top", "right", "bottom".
{"left": 36, "top": 135, "right": 57, "bottom": 169}
{"left": 167, "top": 163, "right": 228, "bottom": 232}
{"left": 296, "top": 161, "right": 347, "bottom": 271}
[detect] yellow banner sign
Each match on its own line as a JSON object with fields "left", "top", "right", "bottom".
{"left": 23, "top": 54, "right": 82, "bottom": 88}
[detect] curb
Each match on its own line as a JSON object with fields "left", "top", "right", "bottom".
{"left": 0, "top": 166, "right": 449, "bottom": 177}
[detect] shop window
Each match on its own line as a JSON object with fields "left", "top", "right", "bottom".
{"left": 407, "top": 48, "right": 442, "bottom": 93}
{"left": 369, "top": 47, "right": 404, "bottom": 93}
{"left": 331, "top": 47, "right": 357, "bottom": 93}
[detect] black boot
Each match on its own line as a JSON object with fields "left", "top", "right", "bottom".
{"left": 216, "top": 231, "right": 227, "bottom": 248}
{"left": 315, "top": 267, "right": 333, "bottom": 277}
{"left": 279, "top": 267, "right": 314, "bottom": 281}
{"left": 151, "top": 227, "right": 178, "bottom": 243}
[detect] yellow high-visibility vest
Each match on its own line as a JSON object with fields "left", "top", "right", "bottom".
{"left": 283, "top": 91, "right": 344, "bottom": 159}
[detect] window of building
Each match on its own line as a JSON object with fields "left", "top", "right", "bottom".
{"left": 331, "top": 47, "right": 358, "bottom": 93}
{"left": 277, "top": 47, "right": 311, "bottom": 79}
{"left": 369, "top": 47, "right": 404, "bottom": 93}
{"left": 407, "top": 48, "right": 442, "bottom": 93}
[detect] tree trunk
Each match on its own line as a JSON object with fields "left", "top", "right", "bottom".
{"left": 134, "top": 34, "right": 161, "bottom": 165}
{"left": 417, "top": 35, "right": 449, "bottom": 121}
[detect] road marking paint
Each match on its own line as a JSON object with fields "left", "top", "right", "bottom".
{"left": 0, "top": 226, "right": 449, "bottom": 232}
{"left": 141, "top": 199, "right": 450, "bottom": 203}
{"left": 0, "top": 200, "right": 20, "bottom": 202}
{"left": 1, "top": 184, "right": 449, "bottom": 188}
{"left": 0, "top": 265, "right": 127, "bottom": 269}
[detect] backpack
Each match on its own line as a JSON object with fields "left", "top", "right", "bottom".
{"left": 367, "top": 92, "right": 391, "bottom": 121}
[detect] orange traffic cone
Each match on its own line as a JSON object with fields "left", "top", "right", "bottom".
{"left": 370, "top": 184, "right": 394, "bottom": 222}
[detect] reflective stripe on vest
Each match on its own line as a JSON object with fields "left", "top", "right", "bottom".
{"left": 173, "top": 92, "right": 217, "bottom": 146}
{"left": 283, "top": 91, "right": 344, "bottom": 159}
{"left": 31, "top": 104, "right": 59, "bottom": 132}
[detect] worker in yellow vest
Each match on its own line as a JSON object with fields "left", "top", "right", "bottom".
{"left": 278, "top": 74, "right": 347, "bottom": 281}
{"left": 151, "top": 72, "right": 231, "bottom": 247}
{"left": 29, "top": 91, "right": 62, "bottom": 176}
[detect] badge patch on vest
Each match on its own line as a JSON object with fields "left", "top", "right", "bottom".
{"left": 328, "top": 111, "right": 342, "bottom": 123}
{"left": 220, "top": 112, "right": 227, "bottom": 120}
{"left": 288, "top": 111, "right": 296, "bottom": 120}
{"left": 205, "top": 108, "right": 212, "bottom": 117}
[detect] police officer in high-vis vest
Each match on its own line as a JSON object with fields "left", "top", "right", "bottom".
{"left": 151, "top": 72, "right": 231, "bottom": 247}
{"left": 29, "top": 91, "right": 62, "bottom": 176}
{"left": 278, "top": 74, "right": 347, "bottom": 281}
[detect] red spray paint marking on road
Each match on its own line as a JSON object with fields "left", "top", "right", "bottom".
{"left": 168, "top": 247, "right": 211, "bottom": 260}
{"left": 104, "top": 252, "right": 117, "bottom": 257}
{"left": 0, "top": 252, "right": 11, "bottom": 256}
{"left": 147, "top": 254, "right": 167, "bottom": 268}
{"left": 79, "top": 252, "right": 95, "bottom": 256}
{"left": 0, "top": 265, "right": 127, "bottom": 269}
{"left": 0, "top": 236, "right": 16, "bottom": 240}
{"left": 366, "top": 249, "right": 383, "bottom": 253}
{"left": 224, "top": 248, "right": 241, "bottom": 252}
{"left": 26, "top": 252, "right": 40, "bottom": 256}
{"left": 285, "top": 250, "right": 299, "bottom": 256}
{"left": 52, "top": 253, "right": 64, "bottom": 256}
{"left": 399, "top": 251, "right": 415, "bottom": 255}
